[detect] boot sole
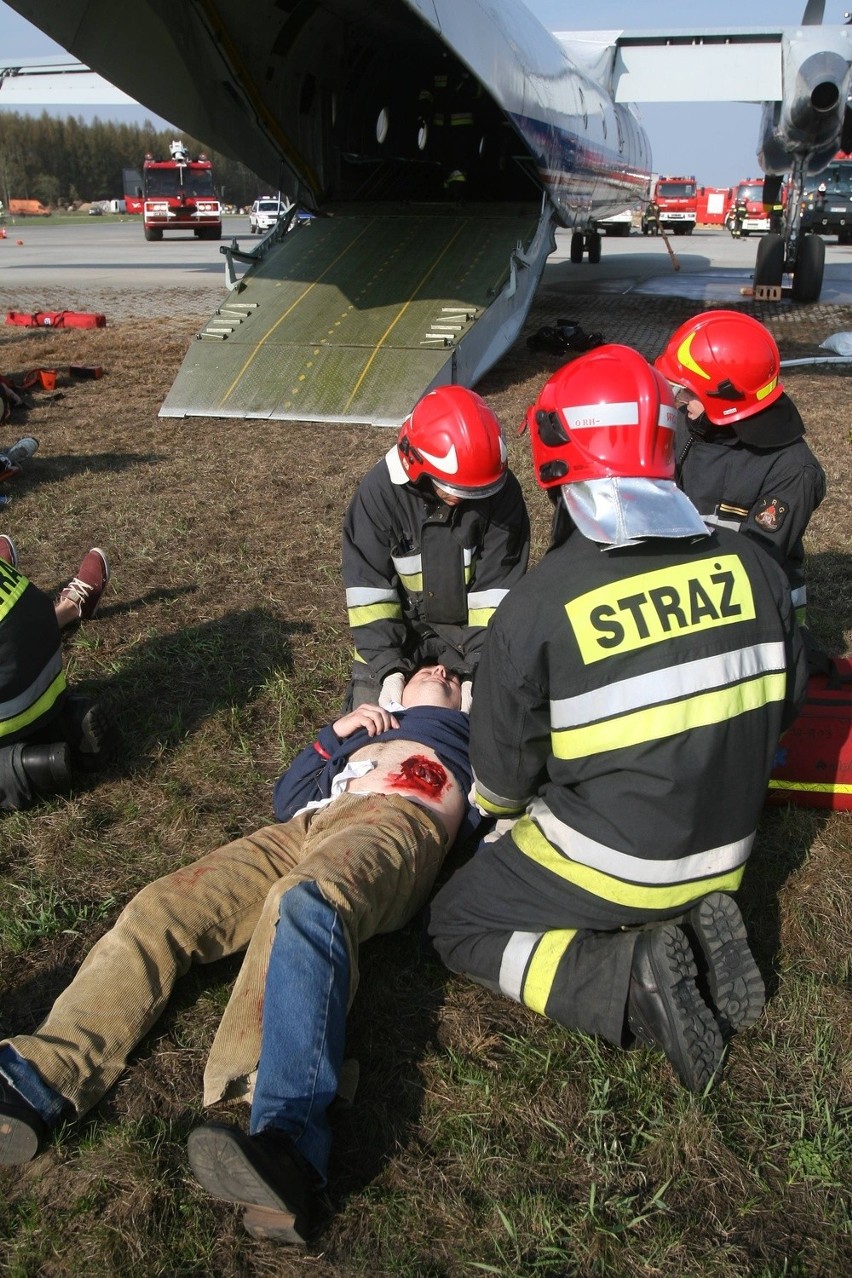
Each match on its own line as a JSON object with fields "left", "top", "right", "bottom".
{"left": 0, "top": 1107, "right": 44, "bottom": 1165}
{"left": 688, "top": 894, "right": 765, "bottom": 1035}
{"left": 635, "top": 925, "right": 724, "bottom": 1094}
{"left": 187, "top": 1126, "right": 309, "bottom": 1245}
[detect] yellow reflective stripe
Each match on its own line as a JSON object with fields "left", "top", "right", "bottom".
{"left": 0, "top": 567, "right": 29, "bottom": 623}
{"left": 0, "top": 669, "right": 67, "bottom": 738}
{"left": 467, "top": 607, "right": 495, "bottom": 627}
{"left": 512, "top": 818, "right": 744, "bottom": 909}
{"left": 552, "top": 672, "right": 787, "bottom": 761}
{"left": 522, "top": 930, "right": 578, "bottom": 1015}
{"left": 397, "top": 572, "right": 423, "bottom": 592}
{"left": 352, "top": 651, "right": 368, "bottom": 666}
{"left": 347, "top": 602, "right": 403, "bottom": 626}
{"left": 565, "top": 553, "right": 755, "bottom": 665}
{"left": 473, "top": 788, "right": 521, "bottom": 817}
{"left": 768, "top": 779, "right": 852, "bottom": 795}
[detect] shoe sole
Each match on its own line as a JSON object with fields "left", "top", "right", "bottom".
{"left": 638, "top": 925, "right": 724, "bottom": 1094}
{"left": 0, "top": 1107, "right": 43, "bottom": 1165}
{"left": 688, "top": 894, "right": 765, "bottom": 1036}
{"left": 187, "top": 1126, "right": 309, "bottom": 1245}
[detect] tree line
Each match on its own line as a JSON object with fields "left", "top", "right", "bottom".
{"left": 0, "top": 112, "right": 267, "bottom": 209}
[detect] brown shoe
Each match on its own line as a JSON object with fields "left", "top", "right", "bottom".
{"left": 58, "top": 548, "right": 110, "bottom": 621}
{"left": 187, "top": 1123, "right": 313, "bottom": 1245}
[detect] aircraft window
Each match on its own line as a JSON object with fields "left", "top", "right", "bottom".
{"left": 615, "top": 112, "right": 624, "bottom": 154}
{"left": 376, "top": 108, "right": 390, "bottom": 145}
{"left": 601, "top": 112, "right": 607, "bottom": 140}
{"left": 578, "top": 86, "right": 587, "bottom": 128}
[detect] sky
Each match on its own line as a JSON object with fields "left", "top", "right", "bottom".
{"left": 1, "top": 0, "right": 851, "bottom": 186}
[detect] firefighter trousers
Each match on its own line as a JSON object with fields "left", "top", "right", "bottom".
{"left": 428, "top": 834, "right": 639, "bottom": 1046}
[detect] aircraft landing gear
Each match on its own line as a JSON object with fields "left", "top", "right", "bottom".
{"left": 570, "top": 229, "right": 602, "bottom": 264}
{"left": 755, "top": 167, "right": 826, "bottom": 302}
{"left": 791, "top": 233, "right": 825, "bottom": 303}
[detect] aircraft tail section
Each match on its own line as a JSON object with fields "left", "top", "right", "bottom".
{"left": 160, "top": 202, "right": 551, "bottom": 426}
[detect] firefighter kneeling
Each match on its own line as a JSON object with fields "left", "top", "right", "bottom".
{"left": 428, "top": 346, "right": 808, "bottom": 1093}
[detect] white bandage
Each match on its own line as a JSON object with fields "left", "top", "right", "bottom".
{"left": 378, "top": 671, "right": 406, "bottom": 710}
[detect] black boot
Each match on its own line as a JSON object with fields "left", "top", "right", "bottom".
{"left": 19, "top": 743, "right": 72, "bottom": 797}
{"left": 627, "top": 924, "right": 724, "bottom": 1093}
{"left": 57, "top": 694, "right": 117, "bottom": 772}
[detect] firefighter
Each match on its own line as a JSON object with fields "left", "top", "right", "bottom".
{"left": 730, "top": 196, "right": 748, "bottom": 237}
{"left": 427, "top": 346, "right": 807, "bottom": 1093}
{"left": 655, "top": 310, "right": 826, "bottom": 626}
{"left": 342, "top": 385, "right": 530, "bottom": 711}
{"left": 420, "top": 55, "right": 483, "bottom": 193}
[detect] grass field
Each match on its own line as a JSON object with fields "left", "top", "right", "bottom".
{"left": 0, "top": 288, "right": 849, "bottom": 1277}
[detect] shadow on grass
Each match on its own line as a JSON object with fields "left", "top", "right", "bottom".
{"left": 15, "top": 451, "right": 169, "bottom": 486}
{"left": 740, "top": 803, "right": 831, "bottom": 997}
{"left": 806, "top": 549, "right": 852, "bottom": 656}
{"left": 74, "top": 607, "right": 308, "bottom": 770}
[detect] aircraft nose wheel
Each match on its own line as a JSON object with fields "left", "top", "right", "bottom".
{"left": 570, "top": 230, "right": 602, "bottom": 264}
{"left": 753, "top": 232, "right": 784, "bottom": 288}
{"left": 791, "top": 233, "right": 825, "bottom": 303}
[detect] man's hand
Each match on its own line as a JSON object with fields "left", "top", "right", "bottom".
{"left": 332, "top": 704, "right": 399, "bottom": 738}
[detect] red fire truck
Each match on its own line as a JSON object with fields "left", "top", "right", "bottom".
{"left": 141, "top": 141, "right": 222, "bottom": 241}
{"left": 649, "top": 175, "right": 697, "bottom": 235}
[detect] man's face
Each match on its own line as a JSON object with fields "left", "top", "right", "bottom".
{"left": 431, "top": 483, "right": 464, "bottom": 507}
{"left": 401, "top": 665, "right": 462, "bottom": 710}
{"left": 670, "top": 383, "right": 705, "bottom": 421}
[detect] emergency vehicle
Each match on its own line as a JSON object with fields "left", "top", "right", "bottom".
{"left": 651, "top": 176, "right": 697, "bottom": 235}
{"left": 141, "top": 141, "right": 222, "bottom": 242}
{"left": 724, "top": 179, "right": 773, "bottom": 236}
{"left": 800, "top": 152, "right": 852, "bottom": 243}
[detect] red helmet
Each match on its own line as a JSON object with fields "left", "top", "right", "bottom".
{"left": 397, "top": 385, "right": 507, "bottom": 499}
{"left": 654, "top": 310, "right": 783, "bottom": 425}
{"left": 524, "top": 345, "right": 678, "bottom": 489}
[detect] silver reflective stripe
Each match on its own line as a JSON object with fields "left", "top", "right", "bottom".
{"left": 529, "top": 798, "right": 754, "bottom": 884}
{"left": 705, "top": 514, "right": 742, "bottom": 531}
{"left": 391, "top": 552, "right": 422, "bottom": 576}
{"left": 499, "top": 931, "right": 542, "bottom": 1002}
{"left": 550, "top": 643, "right": 787, "bottom": 729}
{"left": 790, "top": 585, "right": 807, "bottom": 607}
{"left": 345, "top": 586, "right": 398, "bottom": 606}
{"left": 0, "top": 650, "right": 63, "bottom": 722}
{"left": 467, "top": 588, "right": 508, "bottom": 609}
{"left": 473, "top": 774, "right": 527, "bottom": 812}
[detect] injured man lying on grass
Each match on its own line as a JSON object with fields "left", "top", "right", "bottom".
{"left": 0, "top": 664, "right": 478, "bottom": 1245}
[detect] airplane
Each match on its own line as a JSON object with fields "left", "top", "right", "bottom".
{"left": 3, "top": 0, "right": 851, "bottom": 425}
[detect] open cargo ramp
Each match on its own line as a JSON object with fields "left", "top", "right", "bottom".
{"left": 160, "top": 202, "right": 552, "bottom": 426}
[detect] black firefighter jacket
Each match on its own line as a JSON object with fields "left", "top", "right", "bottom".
{"left": 342, "top": 450, "right": 530, "bottom": 682}
{"left": 469, "top": 525, "right": 808, "bottom": 931}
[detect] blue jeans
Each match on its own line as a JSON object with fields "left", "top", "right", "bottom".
{"left": 0, "top": 1044, "right": 66, "bottom": 1124}
{"left": 250, "top": 881, "right": 349, "bottom": 1183}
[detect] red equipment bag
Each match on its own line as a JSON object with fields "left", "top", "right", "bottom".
{"left": 767, "top": 657, "right": 852, "bottom": 810}
{"left": 5, "top": 310, "right": 106, "bottom": 328}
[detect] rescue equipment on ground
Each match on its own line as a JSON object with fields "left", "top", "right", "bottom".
{"left": 527, "top": 320, "right": 605, "bottom": 356}
{"left": 5, "top": 311, "right": 107, "bottom": 329}
{"left": 767, "top": 657, "right": 852, "bottom": 810}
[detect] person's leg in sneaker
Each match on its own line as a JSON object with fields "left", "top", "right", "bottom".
{"left": 0, "top": 535, "right": 18, "bottom": 568}
{"left": 55, "top": 548, "right": 110, "bottom": 628}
